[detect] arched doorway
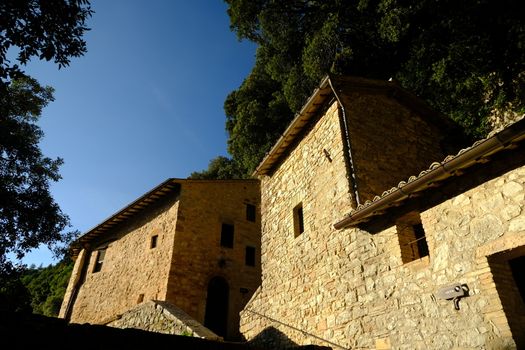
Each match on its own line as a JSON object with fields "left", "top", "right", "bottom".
{"left": 204, "top": 276, "right": 229, "bottom": 337}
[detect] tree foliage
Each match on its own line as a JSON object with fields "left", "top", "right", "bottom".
{"left": 222, "top": 0, "right": 525, "bottom": 175}
{"left": 0, "top": 0, "right": 90, "bottom": 277}
{"left": 0, "top": 77, "right": 75, "bottom": 274}
{"left": 0, "top": 267, "right": 32, "bottom": 314}
{"left": 21, "top": 259, "right": 73, "bottom": 316}
{"left": 225, "top": 64, "right": 292, "bottom": 174}
{"left": 189, "top": 156, "right": 246, "bottom": 180}
{"left": 0, "top": 0, "right": 93, "bottom": 84}
{"left": 0, "top": 0, "right": 88, "bottom": 314}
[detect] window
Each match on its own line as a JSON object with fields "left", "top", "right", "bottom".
{"left": 413, "top": 223, "right": 429, "bottom": 257}
{"left": 150, "top": 235, "right": 158, "bottom": 249}
{"left": 246, "top": 204, "right": 256, "bottom": 222}
{"left": 137, "top": 293, "right": 145, "bottom": 304}
{"left": 220, "top": 223, "right": 234, "bottom": 248}
{"left": 93, "top": 248, "right": 106, "bottom": 273}
{"left": 397, "top": 214, "right": 429, "bottom": 263}
{"left": 293, "top": 203, "right": 305, "bottom": 237}
{"left": 245, "top": 246, "right": 256, "bottom": 266}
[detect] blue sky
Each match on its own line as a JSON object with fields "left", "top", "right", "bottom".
{"left": 15, "top": 0, "right": 256, "bottom": 266}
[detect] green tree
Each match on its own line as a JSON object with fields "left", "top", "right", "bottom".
{"left": 225, "top": 64, "right": 293, "bottom": 174}
{"left": 0, "top": 0, "right": 91, "bottom": 277}
{"left": 0, "top": 0, "right": 93, "bottom": 84}
{"left": 0, "top": 268, "right": 32, "bottom": 314}
{"left": 189, "top": 156, "right": 246, "bottom": 179}
{"left": 223, "top": 0, "right": 525, "bottom": 175}
{"left": 21, "top": 259, "right": 73, "bottom": 316}
{"left": 0, "top": 0, "right": 89, "bottom": 314}
{"left": 0, "top": 77, "right": 75, "bottom": 274}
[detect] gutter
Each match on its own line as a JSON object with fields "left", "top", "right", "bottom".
{"left": 328, "top": 75, "right": 361, "bottom": 207}
{"left": 334, "top": 118, "right": 525, "bottom": 229}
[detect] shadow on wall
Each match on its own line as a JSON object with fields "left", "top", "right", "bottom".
{"left": 488, "top": 251, "right": 525, "bottom": 348}
{"left": 247, "top": 326, "right": 332, "bottom": 350}
{"left": 359, "top": 144, "right": 525, "bottom": 236}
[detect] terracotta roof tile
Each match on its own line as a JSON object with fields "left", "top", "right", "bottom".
{"left": 334, "top": 117, "right": 525, "bottom": 229}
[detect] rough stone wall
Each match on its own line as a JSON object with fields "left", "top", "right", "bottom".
{"left": 65, "top": 198, "right": 180, "bottom": 324}
{"left": 241, "top": 101, "right": 356, "bottom": 349}
{"left": 60, "top": 180, "right": 260, "bottom": 340}
{"left": 343, "top": 93, "right": 447, "bottom": 203}
{"left": 166, "top": 180, "right": 261, "bottom": 340}
{"left": 241, "top": 94, "right": 525, "bottom": 348}
{"left": 59, "top": 248, "right": 89, "bottom": 319}
{"left": 108, "top": 300, "right": 221, "bottom": 340}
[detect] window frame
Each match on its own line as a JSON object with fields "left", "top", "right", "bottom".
{"left": 245, "top": 246, "right": 256, "bottom": 266}
{"left": 293, "top": 203, "right": 305, "bottom": 238}
{"left": 397, "top": 214, "right": 429, "bottom": 264}
{"left": 93, "top": 248, "right": 106, "bottom": 273}
{"left": 137, "top": 293, "right": 145, "bottom": 304}
{"left": 150, "top": 234, "right": 158, "bottom": 249}
{"left": 220, "top": 223, "right": 234, "bottom": 248}
{"left": 246, "top": 203, "right": 256, "bottom": 222}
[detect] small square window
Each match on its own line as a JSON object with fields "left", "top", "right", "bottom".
{"left": 397, "top": 214, "right": 429, "bottom": 264}
{"left": 93, "top": 248, "right": 106, "bottom": 273}
{"left": 413, "top": 223, "right": 429, "bottom": 257}
{"left": 293, "top": 203, "right": 305, "bottom": 237}
{"left": 150, "top": 235, "right": 158, "bottom": 249}
{"left": 245, "top": 246, "right": 256, "bottom": 266}
{"left": 246, "top": 204, "right": 256, "bottom": 222}
{"left": 220, "top": 223, "right": 234, "bottom": 248}
{"left": 137, "top": 293, "right": 144, "bottom": 304}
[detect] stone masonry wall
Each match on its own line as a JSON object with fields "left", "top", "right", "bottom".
{"left": 65, "top": 198, "right": 179, "bottom": 324}
{"left": 241, "top": 94, "right": 525, "bottom": 348}
{"left": 108, "top": 300, "right": 221, "bottom": 340}
{"left": 241, "top": 100, "right": 356, "bottom": 349}
{"left": 343, "top": 93, "right": 447, "bottom": 203}
{"left": 59, "top": 248, "right": 88, "bottom": 319}
{"left": 60, "top": 180, "right": 260, "bottom": 341}
{"left": 166, "top": 180, "right": 261, "bottom": 340}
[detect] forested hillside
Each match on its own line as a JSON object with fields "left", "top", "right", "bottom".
{"left": 0, "top": 259, "right": 73, "bottom": 316}
{"left": 192, "top": 0, "right": 525, "bottom": 178}
{"left": 21, "top": 261, "right": 73, "bottom": 316}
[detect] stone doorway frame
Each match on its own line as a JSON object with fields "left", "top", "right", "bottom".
{"left": 476, "top": 232, "right": 525, "bottom": 347}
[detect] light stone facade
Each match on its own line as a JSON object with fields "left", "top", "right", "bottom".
{"left": 342, "top": 92, "right": 447, "bottom": 203}
{"left": 240, "top": 77, "right": 525, "bottom": 349}
{"left": 60, "top": 179, "right": 261, "bottom": 341}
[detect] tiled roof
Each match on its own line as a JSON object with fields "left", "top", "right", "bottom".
{"left": 334, "top": 117, "right": 525, "bottom": 229}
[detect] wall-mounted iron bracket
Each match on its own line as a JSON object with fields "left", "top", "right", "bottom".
{"left": 435, "top": 283, "right": 469, "bottom": 310}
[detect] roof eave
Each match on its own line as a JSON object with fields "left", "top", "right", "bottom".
{"left": 252, "top": 75, "right": 460, "bottom": 177}
{"left": 253, "top": 75, "right": 333, "bottom": 176}
{"left": 333, "top": 118, "right": 525, "bottom": 229}
{"left": 71, "top": 178, "right": 181, "bottom": 256}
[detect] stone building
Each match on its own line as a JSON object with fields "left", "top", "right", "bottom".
{"left": 240, "top": 76, "right": 525, "bottom": 349}
{"left": 59, "top": 179, "right": 261, "bottom": 340}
